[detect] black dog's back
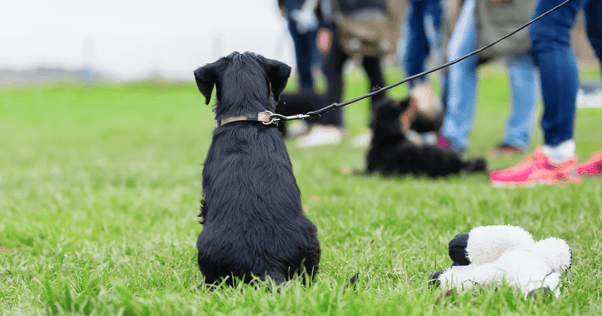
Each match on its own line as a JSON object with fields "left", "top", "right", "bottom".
{"left": 194, "top": 52, "right": 320, "bottom": 286}
{"left": 367, "top": 98, "right": 487, "bottom": 177}
{"left": 198, "top": 124, "right": 320, "bottom": 285}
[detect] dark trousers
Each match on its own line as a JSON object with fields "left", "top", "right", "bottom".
{"left": 585, "top": 0, "right": 602, "bottom": 72}
{"left": 287, "top": 17, "right": 318, "bottom": 90}
{"left": 319, "top": 40, "right": 387, "bottom": 127}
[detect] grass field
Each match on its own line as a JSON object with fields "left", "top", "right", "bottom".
{"left": 1, "top": 66, "right": 602, "bottom": 315}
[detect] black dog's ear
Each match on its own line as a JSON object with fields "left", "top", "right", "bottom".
{"left": 260, "top": 57, "right": 291, "bottom": 102}
{"left": 397, "top": 98, "right": 412, "bottom": 112}
{"left": 194, "top": 63, "right": 218, "bottom": 105}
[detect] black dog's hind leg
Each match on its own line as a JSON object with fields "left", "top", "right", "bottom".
{"left": 461, "top": 157, "right": 487, "bottom": 174}
{"left": 256, "top": 271, "right": 287, "bottom": 292}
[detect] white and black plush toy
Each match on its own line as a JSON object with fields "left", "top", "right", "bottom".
{"left": 430, "top": 225, "right": 572, "bottom": 298}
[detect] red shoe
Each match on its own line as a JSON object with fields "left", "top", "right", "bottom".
{"left": 578, "top": 150, "right": 602, "bottom": 177}
{"left": 490, "top": 146, "right": 581, "bottom": 187}
{"left": 437, "top": 134, "right": 450, "bottom": 149}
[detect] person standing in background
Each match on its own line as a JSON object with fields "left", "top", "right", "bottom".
{"left": 278, "top": 0, "right": 320, "bottom": 92}
{"left": 438, "top": 0, "right": 539, "bottom": 157}
{"left": 292, "top": 0, "right": 403, "bottom": 147}
{"left": 490, "top": 0, "right": 602, "bottom": 186}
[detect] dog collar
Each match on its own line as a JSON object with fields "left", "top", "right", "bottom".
{"left": 215, "top": 111, "right": 277, "bottom": 128}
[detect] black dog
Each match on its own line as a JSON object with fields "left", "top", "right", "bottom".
{"left": 193, "top": 52, "right": 320, "bottom": 286}
{"left": 366, "top": 98, "right": 487, "bottom": 177}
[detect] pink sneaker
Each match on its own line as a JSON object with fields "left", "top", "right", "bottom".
{"left": 578, "top": 150, "right": 602, "bottom": 177}
{"left": 490, "top": 147, "right": 581, "bottom": 187}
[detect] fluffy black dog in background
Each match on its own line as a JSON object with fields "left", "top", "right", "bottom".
{"left": 194, "top": 52, "right": 320, "bottom": 286}
{"left": 366, "top": 98, "right": 487, "bottom": 177}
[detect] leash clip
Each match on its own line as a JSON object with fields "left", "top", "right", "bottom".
{"left": 262, "top": 111, "right": 278, "bottom": 125}
{"left": 263, "top": 111, "right": 310, "bottom": 125}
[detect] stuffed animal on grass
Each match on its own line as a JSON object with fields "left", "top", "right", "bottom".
{"left": 430, "top": 225, "right": 572, "bottom": 298}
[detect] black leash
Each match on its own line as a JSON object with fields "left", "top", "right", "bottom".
{"left": 268, "top": 0, "right": 572, "bottom": 123}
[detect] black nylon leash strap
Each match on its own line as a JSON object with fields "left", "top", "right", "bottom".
{"left": 274, "top": 0, "right": 573, "bottom": 122}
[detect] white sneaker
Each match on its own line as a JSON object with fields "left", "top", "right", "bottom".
{"left": 351, "top": 128, "right": 372, "bottom": 147}
{"left": 287, "top": 120, "right": 310, "bottom": 138}
{"left": 577, "top": 84, "right": 602, "bottom": 108}
{"left": 405, "top": 130, "right": 423, "bottom": 146}
{"left": 297, "top": 125, "right": 343, "bottom": 147}
{"left": 422, "top": 131, "right": 438, "bottom": 145}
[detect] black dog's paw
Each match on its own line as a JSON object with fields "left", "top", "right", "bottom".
{"left": 463, "top": 157, "right": 487, "bottom": 173}
{"left": 448, "top": 233, "right": 471, "bottom": 266}
{"left": 429, "top": 270, "right": 443, "bottom": 288}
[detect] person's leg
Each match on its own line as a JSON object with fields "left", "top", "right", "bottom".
{"left": 418, "top": 0, "right": 445, "bottom": 136}
{"left": 319, "top": 41, "right": 347, "bottom": 127}
{"left": 501, "top": 51, "right": 538, "bottom": 152}
{"left": 304, "top": 28, "right": 318, "bottom": 87}
{"left": 490, "top": 0, "right": 589, "bottom": 186}
{"left": 288, "top": 18, "right": 315, "bottom": 90}
{"left": 422, "top": 0, "right": 444, "bottom": 68}
{"left": 361, "top": 56, "right": 387, "bottom": 109}
{"left": 402, "top": 0, "right": 430, "bottom": 89}
{"left": 440, "top": 0, "right": 478, "bottom": 152}
{"left": 585, "top": 0, "right": 602, "bottom": 75}
{"left": 295, "top": 36, "right": 347, "bottom": 147}
{"left": 360, "top": 56, "right": 387, "bottom": 135}
{"left": 529, "top": 0, "right": 588, "bottom": 151}
{"left": 278, "top": 91, "right": 323, "bottom": 116}
{"left": 424, "top": 0, "right": 446, "bottom": 116}
{"left": 277, "top": 90, "right": 323, "bottom": 136}
{"left": 579, "top": 0, "right": 602, "bottom": 175}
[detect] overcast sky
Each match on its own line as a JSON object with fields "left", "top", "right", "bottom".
{"left": 0, "top": 0, "right": 295, "bottom": 80}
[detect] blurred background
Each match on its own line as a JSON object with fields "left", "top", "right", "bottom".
{"left": 0, "top": 0, "right": 295, "bottom": 84}
{"left": 1, "top": 0, "right": 598, "bottom": 86}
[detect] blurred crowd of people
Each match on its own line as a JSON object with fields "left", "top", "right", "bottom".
{"left": 277, "top": 0, "right": 602, "bottom": 186}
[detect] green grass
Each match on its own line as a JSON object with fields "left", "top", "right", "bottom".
{"left": 1, "top": 66, "right": 601, "bottom": 315}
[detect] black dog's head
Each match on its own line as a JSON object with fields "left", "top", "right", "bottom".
{"left": 372, "top": 98, "right": 412, "bottom": 140}
{"left": 194, "top": 52, "right": 291, "bottom": 118}
{"left": 372, "top": 96, "right": 442, "bottom": 138}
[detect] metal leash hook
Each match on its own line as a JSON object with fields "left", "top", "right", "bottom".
{"left": 263, "top": 111, "right": 311, "bottom": 125}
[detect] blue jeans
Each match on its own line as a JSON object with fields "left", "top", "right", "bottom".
{"left": 441, "top": 0, "right": 538, "bottom": 152}
{"left": 399, "top": 0, "right": 444, "bottom": 89}
{"left": 529, "top": 0, "right": 591, "bottom": 146}
{"left": 585, "top": 0, "right": 602, "bottom": 68}
{"left": 287, "top": 17, "right": 318, "bottom": 90}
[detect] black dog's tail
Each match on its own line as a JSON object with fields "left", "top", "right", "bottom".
{"left": 462, "top": 157, "right": 487, "bottom": 174}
